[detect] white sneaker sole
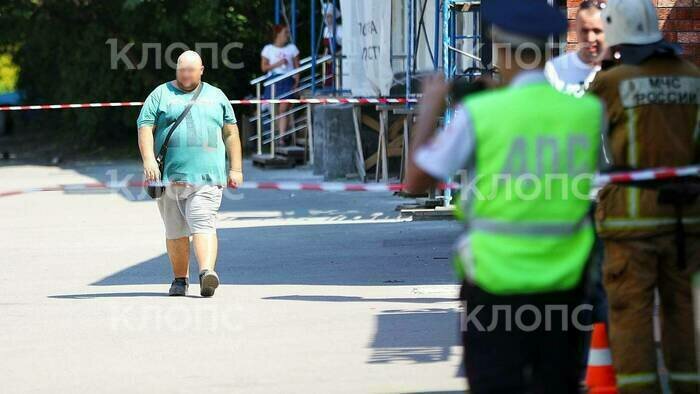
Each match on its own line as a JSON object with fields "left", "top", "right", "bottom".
{"left": 200, "top": 272, "right": 219, "bottom": 297}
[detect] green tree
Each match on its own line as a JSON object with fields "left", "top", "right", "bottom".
{"left": 4, "top": 0, "right": 312, "bottom": 153}
{"left": 0, "top": 54, "right": 19, "bottom": 93}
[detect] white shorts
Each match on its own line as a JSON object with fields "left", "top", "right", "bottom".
{"left": 156, "top": 185, "right": 223, "bottom": 239}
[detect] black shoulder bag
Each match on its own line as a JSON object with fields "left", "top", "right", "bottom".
{"left": 147, "top": 82, "right": 203, "bottom": 199}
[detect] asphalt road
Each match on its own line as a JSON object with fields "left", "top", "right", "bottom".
{"left": 0, "top": 160, "right": 466, "bottom": 393}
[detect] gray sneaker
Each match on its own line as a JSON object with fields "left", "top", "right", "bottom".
{"left": 199, "top": 270, "right": 219, "bottom": 297}
{"left": 168, "top": 277, "right": 189, "bottom": 296}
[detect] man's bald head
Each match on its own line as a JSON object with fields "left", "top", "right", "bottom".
{"left": 177, "top": 50, "right": 203, "bottom": 69}
{"left": 175, "top": 50, "right": 204, "bottom": 91}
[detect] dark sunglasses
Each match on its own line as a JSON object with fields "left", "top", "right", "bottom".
{"left": 579, "top": 0, "right": 606, "bottom": 11}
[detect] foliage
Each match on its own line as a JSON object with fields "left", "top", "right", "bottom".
{"left": 2, "top": 0, "right": 311, "bottom": 152}
{"left": 0, "top": 54, "right": 19, "bottom": 94}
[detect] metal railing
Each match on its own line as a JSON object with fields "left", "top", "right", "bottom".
{"left": 248, "top": 54, "right": 334, "bottom": 161}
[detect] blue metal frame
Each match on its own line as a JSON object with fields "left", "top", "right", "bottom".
{"left": 329, "top": 0, "right": 338, "bottom": 96}
{"left": 406, "top": 0, "right": 414, "bottom": 99}
{"left": 442, "top": 0, "right": 483, "bottom": 103}
{"left": 274, "top": 0, "right": 281, "bottom": 24}
{"left": 442, "top": 0, "right": 453, "bottom": 205}
{"left": 291, "top": 0, "right": 297, "bottom": 42}
{"left": 433, "top": 0, "right": 441, "bottom": 70}
{"left": 310, "top": 0, "right": 317, "bottom": 95}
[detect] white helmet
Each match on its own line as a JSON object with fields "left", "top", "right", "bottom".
{"left": 602, "top": 0, "right": 663, "bottom": 47}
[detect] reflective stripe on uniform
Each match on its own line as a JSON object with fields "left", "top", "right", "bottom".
{"left": 599, "top": 217, "right": 700, "bottom": 230}
{"left": 628, "top": 187, "right": 640, "bottom": 218}
{"left": 625, "top": 107, "right": 639, "bottom": 219}
{"left": 617, "top": 372, "right": 657, "bottom": 387}
{"left": 469, "top": 216, "right": 591, "bottom": 236}
{"left": 456, "top": 234, "right": 475, "bottom": 281}
{"left": 669, "top": 372, "right": 700, "bottom": 383}
{"left": 626, "top": 108, "right": 638, "bottom": 168}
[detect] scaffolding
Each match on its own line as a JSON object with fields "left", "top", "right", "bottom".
{"left": 265, "top": 1, "right": 488, "bottom": 197}
{"left": 269, "top": 0, "right": 487, "bottom": 99}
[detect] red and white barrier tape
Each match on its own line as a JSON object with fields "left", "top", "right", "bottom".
{"left": 596, "top": 165, "right": 700, "bottom": 185}
{"left": 0, "top": 180, "right": 443, "bottom": 198}
{"left": 1, "top": 165, "right": 697, "bottom": 199}
{"left": 0, "top": 97, "right": 417, "bottom": 112}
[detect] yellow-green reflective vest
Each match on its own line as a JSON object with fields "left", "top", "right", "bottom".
{"left": 454, "top": 83, "right": 602, "bottom": 295}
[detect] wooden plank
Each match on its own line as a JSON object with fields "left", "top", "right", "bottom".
{"left": 364, "top": 146, "right": 403, "bottom": 169}
{"left": 361, "top": 115, "right": 380, "bottom": 133}
{"left": 387, "top": 134, "right": 404, "bottom": 148}
{"left": 352, "top": 106, "right": 366, "bottom": 181}
{"left": 364, "top": 115, "right": 408, "bottom": 170}
{"left": 388, "top": 118, "right": 404, "bottom": 141}
{"left": 380, "top": 110, "right": 389, "bottom": 182}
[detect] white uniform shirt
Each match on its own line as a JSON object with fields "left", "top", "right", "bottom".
{"left": 545, "top": 51, "right": 599, "bottom": 97}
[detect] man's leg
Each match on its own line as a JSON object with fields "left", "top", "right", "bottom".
{"left": 166, "top": 237, "right": 190, "bottom": 277}
{"left": 659, "top": 235, "right": 700, "bottom": 394}
{"left": 157, "top": 186, "right": 192, "bottom": 278}
{"left": 185, "top": 185, "right": 222, "bottom": 272}
{"left": 603, "top": 239, "right": 659, "bottom": 394}
{"left": 184, "top": 185, "right": 223, "bottom": 297}
{"left": 461, "top": 283, "right": 530, "bottom": 393}
{"left": 192, "top": 233, "right": 217, "bottom": 272}
{"left": 533, "top": 290, "right": 587, "bottom": 394}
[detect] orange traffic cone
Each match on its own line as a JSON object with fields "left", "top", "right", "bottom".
{"left": 585, "top": 323, "right": 618, "bottom": 394}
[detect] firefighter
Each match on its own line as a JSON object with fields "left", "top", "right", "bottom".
{"left": 590, "top": 0, "right": 700, "bottom": 393}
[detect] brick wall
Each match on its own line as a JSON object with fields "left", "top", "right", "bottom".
{"left": 566, "top": 0, "right": 700, "bottom": 65}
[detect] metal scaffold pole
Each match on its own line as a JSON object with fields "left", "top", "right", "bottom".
{"left": 310, "top": 0, "right": 317, "bottom": 96}
{"left": 275, "top": 0, "right": 281, "bottom": 23}
{"left": 406, "top": 0, "right": 415, "bottom": 99}
{"left": 441, "top": 0, "right": 454, "bottom": 207}
{"left": 291, "top": 0, "right": 297, "bottom": 42}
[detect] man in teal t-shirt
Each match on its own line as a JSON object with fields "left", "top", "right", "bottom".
{"left": 137, "top": 50, "right": 243, "bottom": 298}
{"left": 136, "top": 67, "right": 237, "bottom": 185}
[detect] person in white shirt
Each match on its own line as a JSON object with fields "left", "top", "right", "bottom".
{"left": 261, "top": 24, "right": 301, "bottom": 145}
{"left": 322, "top": 3, "right": 342, "bottom": 48}
{"left": 321, "top": 2, "right": 342, "bottom": 88}
{"left": 545, "top": 0, "right": 606, "bottom": 97}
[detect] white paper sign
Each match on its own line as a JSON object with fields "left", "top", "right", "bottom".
{"left": 340, "top": 0, "right": 394, "bottom": 96}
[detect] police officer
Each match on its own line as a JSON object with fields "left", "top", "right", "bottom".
{"left": 590, "top": 1, "right": 700, "bottom": 393}
{"left": 406, "top": 0, "right": 605, "bottom": 392}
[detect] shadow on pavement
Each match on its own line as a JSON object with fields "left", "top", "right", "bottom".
{"left": 90, "top": 222, "right": 460, "bottom": 287}
{"left": 263, "top": 295, "right": 456, "bottom": 303}
{"left": 48, "top": 291, "right": 170, "bottom": 299}
{"left": 368, "top": 308, "right": 460, "bottom": 365}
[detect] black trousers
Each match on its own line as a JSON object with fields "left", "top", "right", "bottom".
{"left": 460, "top": 282, "right": 587, "bottom": 394}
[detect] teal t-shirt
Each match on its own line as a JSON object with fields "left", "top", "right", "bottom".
{"left": 136, "top": 81, "right": 237, "bottom": 185}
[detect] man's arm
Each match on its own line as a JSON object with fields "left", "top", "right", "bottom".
{"left": 138, "top": 125, "right": 160, "bottom": 181}
{"left": 223, "top": 123, "right": 243, "bottom": 187}
{"left": 405, "top": 75, "right": 450, "bottom": 193}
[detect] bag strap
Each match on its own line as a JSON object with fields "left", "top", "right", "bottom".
{"left": 155, "top": 81, "right": 203, "bottom": 163}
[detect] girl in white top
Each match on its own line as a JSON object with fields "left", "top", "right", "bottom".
{"left": 260, "top": 24, "right": 301, "bottom": 145}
